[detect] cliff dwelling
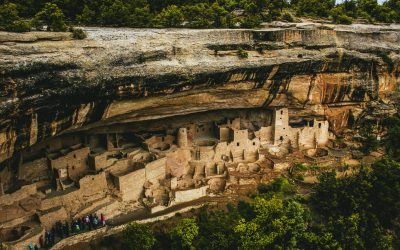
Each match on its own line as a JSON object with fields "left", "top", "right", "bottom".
{"left": 0, "top": 23, "right": 399, "bottom": 249}
{"left": 0, "top": 107, "right": 340, "bottom": 248}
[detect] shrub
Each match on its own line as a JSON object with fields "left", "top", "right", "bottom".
{"left": 99, "top": 0, "right": 130, "bottom": 26}
{"left": 295, "top": 174, "right": 305, "bottom": 181}
{"left": 8, "top": 20, "right": 31, "bottom": 32}
{"left": 122, "top": 222, "right": 155, "bottom": 250}
{"left": 258, "top": 177, "right": 296, "bottom": 196}
{"left": 237, "top": 48, "right": 248, "bottom": 59}
{"left": 0, "top": 3, "right": 19, "bottom": 30}
{"left": 77, "top": 5, "right": 95, "bottom": 25}
{"left": 281, "top": 11, "right": 294, "bottom": 22}
{"left": 386, "top": 116, "right": 400, "bottom": 161}
{"left": 331, "top": 5, "right": 353, "bottom": 24}
{"left": 336, "top": 14, "right": 353, "bottom": 24}
{"left": 362, "top": 135, "right": 378, "bottom": 154}
{"left": 33, "top": 3, "right": 67, "bottom": 32}
{"left": 293, "top": 163, "right": 308, "bottom": 171}
{"left": 171, "top": 218, "right": 199, "bottom": 248}
{"left": 378, "top": 51, "right": 395, "bottom": 72}
{"left": 296, "top": 0, "right": 334, "bottom": 18}
{"left": 71, "top": 28, "right": 87, "bottom": 39}
{"left": 152, "top": 5, "right": 184, "bottom": 28}
{"left": 128, "top": 5, "right": 152, "bottom": 28}
{"left": 0, "top": 3, "right": 31, "bottom": 32}
{"left": 240, "top": 14, "right": 262, "bottom": 28}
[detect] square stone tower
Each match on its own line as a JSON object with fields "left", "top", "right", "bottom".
{"left": 273, "top": 108, "right": 290, "bottom": 145}
{"left": 177, "top": 128, "right": 189, "bottom": 148}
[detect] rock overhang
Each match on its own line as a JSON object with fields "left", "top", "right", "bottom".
{"left": 1, "top": 23, "right": 400, "bottom": 165}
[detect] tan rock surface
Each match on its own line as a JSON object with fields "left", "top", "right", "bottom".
{"left": 0, "top": 24, "right": 399, "bottom": 166}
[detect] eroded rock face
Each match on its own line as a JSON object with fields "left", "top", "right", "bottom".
{"left": 1, "top": 24, "right": 400, "bottom": 166}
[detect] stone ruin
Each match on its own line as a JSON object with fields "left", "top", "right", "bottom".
{"left": 0, "top": 108, "right": 336, "bottom": 249}
{"left": 1, "top": 24, "right": 399, "bottom": 249}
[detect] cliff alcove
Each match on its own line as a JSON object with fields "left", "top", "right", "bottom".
{"left": 1, "top": 23, "right": 399, "bottom": 249}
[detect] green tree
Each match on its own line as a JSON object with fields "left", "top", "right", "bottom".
{"left": 99, "top": 0, "right": 130, "bottom": 26}
{"left": 331, "top": 5, "right": 353, "bottom": 24}
{"left": 257, "top": 177, "right": 296, "bottom": 198}
{"left": 234, "top": 197, "right": 309, "bottom": 249}
{"left": 385, "top": 116, "right": 400, "bottom": 160}
{"left": 33, "top": 3, "right": 67, "bottom": 31}
{"left": 181, "top": 3, "right": 213, "bottom": 28}
{"left": 2, "top": 0, "right": 41, "bottom": 18}
{"left": 328, "top": 214, "right": 365, "bottom": 249}
{"left": 281, "top": 11, "right": 295, "bottom": 22}
{"left": 299, "top": 231, "right": 341, "bottom": 249}
{"left": 279, "top": 201, "right": 308, "bottom": 248}
{"left": 122, "top": 222, "right": 156, "bottom": 250}
{"left": 358, "top": 0, "right": 378, "bottom": 17}
{"left": 234, "top": 219, "right": 269, "bottom": 249}
{"left": 0, "top": 3, "right": 31, "bottom": 32}
{"left": 343, "top": 0, "right": 358, "bottom": 17}
{"left": 363, "top": 134, "right": 379, "bottom": 154}
{"left": 385, "top": 0, "right": 400, "bottom": 22}
{"left": 1, "top": 4, "right": 17, "bottom": 28}
{"left": 128, "top": 5, "right": 152, "bottom": 27}
{"left": 171, "top": 218, "right": 199, "bottom": 249}
{"left": 196, "top": 207, "right": 241, "bottom": 249}
{"left": 356, "top": 0, "right": 396, "bottom": 23}
{"left": 374, "top": 4, "right": 397, "bottom": 23}
{"left": 77, "top": 5, "right": 96, "bottom": 25}
{"left": 310, "top": 160, "right": 398, "bottom": 249}
{"left": 265, "top": 0, "right": 287, "bottom": 21}
{"left": 240, "top": 14, "right": 262, "bottom": 28}
{"left": 370, "top": 159, "right": 400, "bottom": 228}
{"left": 210, "top": 2, "right": 231, "bottom": 28}
{"left": 359, "top": 120, "right": 379, "bottom": 154}
{"left": 295, "top": 0, "right": 335, "bottom": 18}
{"left": 153, "top": 5, "right": 184, "bottom": 27}
{"left": 51, "top": 0, "right": 85, "bottom": 21}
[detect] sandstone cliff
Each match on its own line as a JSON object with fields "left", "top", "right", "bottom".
{"left": 1, "top": 23, "right": 400, "bottom": 165}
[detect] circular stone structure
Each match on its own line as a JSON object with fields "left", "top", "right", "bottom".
{"left": 330, "top": 140, "right": 348, "bottom": 149}
{"left": 304, "top": 148, "right": 329, "bottom": 157}
{"left": 267, "top": 145, "right": 289, "bottom": 159}
{"left": 259, "top": 157, "right": 274, "bottom": 169}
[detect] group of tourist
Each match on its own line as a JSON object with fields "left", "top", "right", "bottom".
{"left": 27, "top": 213, "right": 106, "bottom": 250}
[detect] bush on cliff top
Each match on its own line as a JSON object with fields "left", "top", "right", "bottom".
{"left": 2, "top": 0, "right": 400, "bottom": 31}
{"left": 32, "top": 3, "right": 67, "bottom": 32}
{"left": 70, "top": 27, "right": 87, "bottom": 39}
{"left": 0, "top": 3, "right": 31, "bottom": 32}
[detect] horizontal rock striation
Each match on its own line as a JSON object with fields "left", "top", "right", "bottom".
{"left": 1, "top": 23, "right": 400, "bottom": 166}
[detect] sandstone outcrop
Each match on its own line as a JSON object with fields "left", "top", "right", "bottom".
{"left": 1, "top": 23, "right": 399, "bottom": 249}
{"left": 1, "top": 24, "right": 400, "bottom": 166}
